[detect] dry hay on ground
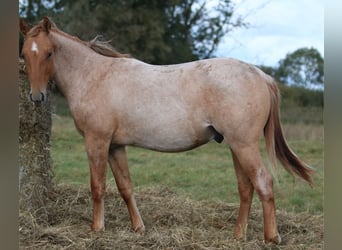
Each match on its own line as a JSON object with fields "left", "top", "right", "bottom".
{"left": 19, "top": 184, "right": 323, "bottom": 249}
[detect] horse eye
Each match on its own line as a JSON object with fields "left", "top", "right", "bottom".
{"left": 47, "top": 52, "right": 52, "bottom": 59}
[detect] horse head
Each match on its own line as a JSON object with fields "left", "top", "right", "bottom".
{"left": 20, "top": 17, "right": 55, "bottom": 106}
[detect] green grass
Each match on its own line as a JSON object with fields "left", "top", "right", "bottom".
{"left": 51, "top": 111, "right": 323, "bottom": 214}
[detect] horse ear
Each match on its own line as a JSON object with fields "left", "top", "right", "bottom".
{"left": 42, "top": 16, "right": 52, "bottom": 33}
{"left": 19, "top": 18, "right": 31, "bottom": 36}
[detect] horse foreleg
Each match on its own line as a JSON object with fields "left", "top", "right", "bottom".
{"left": 231, "top": 150, "right": 254, "bottom": 241}
{"left": 85, "top": 135, "right": 109, "bottom": 231}
{"left": 231, "top": 144, "right": 281, "bottom": 244}
{"left": 108, "top": 145, "right": 145, "bottom": 232}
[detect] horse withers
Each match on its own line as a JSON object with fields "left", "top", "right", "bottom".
{"left": 20, "top": 17, "right": 314, "bottom": 244}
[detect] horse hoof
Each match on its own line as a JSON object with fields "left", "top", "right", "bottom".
{"left": 233, "top": 224, "right": 248, "bottom": 241}
{"left": 133, "top": 224, "right": 145, "bottom": 233}
{"left": 90, "top": 224, "right": 105, "bottom": 232}
{"left": 264, "top": 234, "right": 281, "bottom": 245}
{"left": 233, "top": 233, "right": 247, "bottom": 242}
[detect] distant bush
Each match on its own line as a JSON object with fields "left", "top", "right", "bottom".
{"left": 277, "top": 84, "right": 323, "bottom": 125}
{"left": 280, "top": 106, "right": 323, "bottom": 125}
{"left": 278, "top": 84, "right": 323, "bottom": 108}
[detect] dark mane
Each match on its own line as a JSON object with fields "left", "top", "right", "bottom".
{"left": 27, "top": 18, "right": 130, "bottom": 59}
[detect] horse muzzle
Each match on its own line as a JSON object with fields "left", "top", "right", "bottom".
{"left": 29, "top": 91, "right": 46, "bottom": 106}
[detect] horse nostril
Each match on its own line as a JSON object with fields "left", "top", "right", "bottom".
{"left": 29, "top": 93, "right": 34, "bottom": 103}
{"left": 41, "top": 92, "right": 45, "bottom": 102}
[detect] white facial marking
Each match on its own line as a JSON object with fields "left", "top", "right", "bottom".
{"left": 31, "top": 41, "right": 39, "bottom": 54}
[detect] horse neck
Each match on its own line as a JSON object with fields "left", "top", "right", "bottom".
{"left": 50, "top": 31, "right": 98, "bottom": 102}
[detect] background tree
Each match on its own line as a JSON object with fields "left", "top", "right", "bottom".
{"left": 259, "top": 47, "right": 324, "bottom": 109}
{"left": 162, "top": 0, "right": 246, "bottom": 63}
{"left": 19, "top": 0, "right": 56, "bottom": 23}
{"left": 277, "top": 47, "right": 324, "bottom": 88}
{"left": 19, "top": 0, "right": 246, "bottom": 64}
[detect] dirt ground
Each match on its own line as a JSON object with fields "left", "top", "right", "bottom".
{"left": 19, "top": 184, "right": 323, "bottom": 249}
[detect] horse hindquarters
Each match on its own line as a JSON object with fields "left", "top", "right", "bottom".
{"left": 213, "top": 78, "right": 280, "bottom": 243}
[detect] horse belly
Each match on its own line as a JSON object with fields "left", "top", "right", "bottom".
{"left": 136, "top": 125, "right": 211, "bottom": 152}
{"left": 121, "top": 118, "right": 212, "bottom": 152}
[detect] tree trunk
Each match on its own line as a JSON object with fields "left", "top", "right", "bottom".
{"left": 19, "top": 58, "right": 53, "bottom": 222}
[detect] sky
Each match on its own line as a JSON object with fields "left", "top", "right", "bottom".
{"left": 215, "top": 0, "right": 324, "bottom": 67}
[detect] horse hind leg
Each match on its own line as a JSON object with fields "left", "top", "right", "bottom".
{"left": 108, "top": 145, "right": 145, "bottom": 232}
{"left": 231, "top": 150, "right": 254, "bottom": 241}
{"left": 230, "top": 143, "right": 281, "bottom": 244}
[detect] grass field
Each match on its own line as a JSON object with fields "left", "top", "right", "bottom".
{"left": 50, "top": 95, "right": 323, "bottom": 215}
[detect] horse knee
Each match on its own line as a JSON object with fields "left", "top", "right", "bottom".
{"left": 91, "top": 183, "right": 106, "bottom": 202}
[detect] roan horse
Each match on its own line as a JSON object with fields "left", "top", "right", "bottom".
{"left": 20, "top": 17, "right": 313, "bottom": 244}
